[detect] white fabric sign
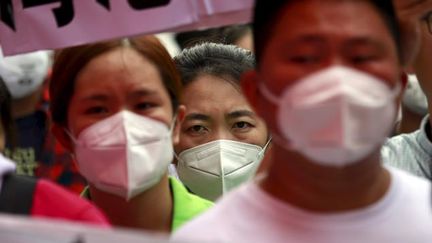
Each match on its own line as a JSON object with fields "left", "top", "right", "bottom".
{"left": 0, "top": 214, "right": 172, "bottom": 243}
{"left": 0, "top": 0, "right": 253, "bottom": 55}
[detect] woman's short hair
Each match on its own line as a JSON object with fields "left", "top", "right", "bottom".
{"left": 173, "top": 42, "right": 255, "bottom": 88}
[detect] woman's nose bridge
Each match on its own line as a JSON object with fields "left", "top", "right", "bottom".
{"left": 212, "top": 126, "right": 235, "bottom": 141}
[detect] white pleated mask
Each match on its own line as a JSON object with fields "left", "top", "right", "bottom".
{"left": 177, "top": 139, "right": 269, "bottom": 201}
{"left": 259, "top": 66, "right": 399, "bottom": 167}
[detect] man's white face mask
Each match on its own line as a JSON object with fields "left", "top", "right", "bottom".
{"left": 176, "top": 139, "right": 270, "bottom": 201}
{"left": 259, "top": 66, "right": 400, "bottom": 167}
{"left": 69, "top": 110, "right": 174, "bottom": 201}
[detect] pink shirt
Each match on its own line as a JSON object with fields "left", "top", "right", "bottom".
{"left": 173, "top": 168, "right": 432, "bottom": 243}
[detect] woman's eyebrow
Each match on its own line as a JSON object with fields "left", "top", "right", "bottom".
{"left": 226, "top": 110, "right": 255, "bottom": 119}
{"left": 184, "top": 113, "right": 211, "bottom": 122}
{"left": 128, "top": 89, "right": 158, "bottom": 99}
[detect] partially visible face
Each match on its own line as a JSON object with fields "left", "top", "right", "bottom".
{"left": 253, "top": 0, "right": 402, "bottom": 134}
{"left": 235, "top": 30, "right": 254, "bottom": 52}
{"left": 66, "top": 47, "right": 175, "bottom": 141}
{"left": 175, "top": 75, "right": 268, "bottom": 154}
{"left": 413, "top": 14, "right": 432, "bottom": 102}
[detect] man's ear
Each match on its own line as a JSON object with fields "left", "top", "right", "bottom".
{"left": 52, "top": 124, "right": 74, "bottom": 152}
{"left": 172, "top": 105, "right": 186, "bottom": 146}
{"left": 241, "top": 70, "right": 264, "bottom": 117}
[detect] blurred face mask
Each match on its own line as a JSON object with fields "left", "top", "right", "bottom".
{"left": 69, "top": 110, "right": 174, "bottom": 200}
{"left": 0, "top": 49, "right": 50, "bottom": 99}
{"left": 176, "top": 139, "right": 269, "bottom": 201}
{"left": 402, "top": 74, "right": 428, "bottom": 116}
{"left": 259, "top": 66, "right": 399, "bottom": 167}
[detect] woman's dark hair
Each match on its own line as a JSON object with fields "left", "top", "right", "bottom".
{"left": 50, "top": 35, "right": 182, "bottom": 126}
{"left": 253, "top": 0, "right": 402, "bottom": 64}
{"left": 0, "top": 78, "right": 15, "bottom": 148}
{"left": 174, "top": 42, "right": 255, "bottom": 88}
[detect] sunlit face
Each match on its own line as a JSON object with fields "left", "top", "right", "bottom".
{"left": 254, "top": 0, "right": 402, "bottom": 134}
{"left": 66, "top": 47, "right": 175, "bottom": 140}
{"left": 413, "top": 15, "right": 432, "bottom": 102}
{"left": 175, "top": 75, "right": 268, "bottom": 154}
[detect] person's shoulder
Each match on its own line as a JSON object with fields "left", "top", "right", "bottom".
{"left": 170, "top": 177, "right": 213, "bottom": 231}
{"left": 389, "top": 166, "right": 430, "bottom": 188}
{"left": 384, "top": 130, "right": 420, "bottom": 150}
{"left": 388, "top": 167, "right": 431, "bottom": 203}
{"left": 35, "top": 179, "right": 86, "bottom": 203}
{"left": 32, "top": 179, "right": 110, "bottom": 226}
{"left": 385, "top": 115, "right": 429, "bottom": 151}
{"left": 171, "top": 177, "right": 213, "bottom": 210}
{"left": 172, "top": 183, "right": 254, "bottom": 242}
{"left": 381, "top": 130, "right": 427, "bottom": 174}
{"left": 387, "top": 167, "right": 432, "bottom": 224}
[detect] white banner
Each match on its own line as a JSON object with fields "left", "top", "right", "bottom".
{"left": 0, "top": 0, "right": 253, "bottom": 55}
{"left": 0, "top": 214, "right": 180, "bottom": 243}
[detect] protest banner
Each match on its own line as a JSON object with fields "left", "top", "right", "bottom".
{"left": 0, "top": 0, "right": 253, "bottom": 55}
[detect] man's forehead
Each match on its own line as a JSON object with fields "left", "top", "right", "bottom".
{"left": 272, "top": 1, "right": 385, "bottom": 32}
{"left": 263, "top": 0, "right": 396, "bottom": 51}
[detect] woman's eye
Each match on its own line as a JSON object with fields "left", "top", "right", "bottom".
{"left": 186, "top": 125, "right": 208, "bottom": 135}
{"left": 233, "top": 121, "right": 253, "bottom": 130}
{"left": 85, "top": 106, "right": 108, "bottom": 115}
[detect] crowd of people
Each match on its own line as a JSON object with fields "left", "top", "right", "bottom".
{"left": 0, "top": 0, "right": 431, "bottom": 242}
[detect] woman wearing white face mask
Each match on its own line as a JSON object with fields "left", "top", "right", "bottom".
{"left": 50, "top": 36, "right": 212, "bottom": 232}
{"left": 173, "top": 43, "right": 271, "bottom": 201}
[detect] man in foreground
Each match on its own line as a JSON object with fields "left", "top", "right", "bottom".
{"left": 173, "top": 0, "right": 432, "bottom": 242}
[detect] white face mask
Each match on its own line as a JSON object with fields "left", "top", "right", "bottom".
{"left": 70, "top": 110, "right": 174, "bottom": 200}
{"left": 259, "top": 66, "right": 399, "bottom": 167}
{"left": 176, "top": 139, "right": 269, "bottom": 201}
{"left": 0, "top": 49, "right": 50, "bottom": 99}
{"left": 402, "top": 74, "right": 428, "bottom": 116}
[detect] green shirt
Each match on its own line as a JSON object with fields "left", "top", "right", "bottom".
{"left": 169, "top": 177, "right": 213, "bottom": 231}
{"left": 81, "top": 177, "right": 213, "bottom": 231}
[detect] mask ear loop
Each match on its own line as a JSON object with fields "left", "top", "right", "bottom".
{"left": 62, "top": 128, "right": 83, "bottom": 173}
{"left": 257, "top": 80, "right": 281, "bottom": 104}
{"left": 262, "top": 137, "right": 272, "bottom": 150}
{"left": 257, "top": 80, "right": 298, "bottom": 152}
{"left": 63, "top": 128, "right": 78, "bottom": 145}
{"left": 173, "top": 152, "right": 181, "bottom": 163}
{"left": 257, "top": 137, "right": 272, "bottom": 160}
